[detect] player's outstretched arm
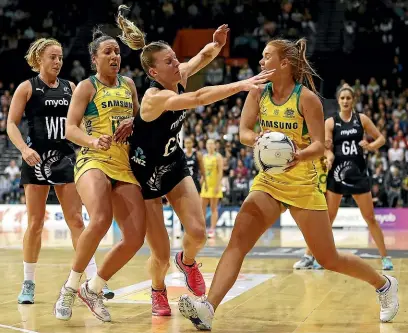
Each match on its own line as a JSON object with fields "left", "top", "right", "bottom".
{"left": 179, "top": 24, "right": 229, "bottom": 78}
{"left": 140, "top": 70, "right": 273, "bottom": 122}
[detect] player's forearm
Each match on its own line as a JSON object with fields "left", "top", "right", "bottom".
{"left": 6, "top": 120, "right": 28, "bottom": 153}
{"left": 369, "top": 135, "right": 385, "bottom": 150}
{"left": 195, "top": 81, "right": 242, "bottom": 107}
{"left": 324, "top": 149, "right": 335, "bottom": 162}
{"left": 299, "top": 141, "right": 325, "bottom": 161}
{"left": 198, "top": 42, "right": 223, "bottom": 67}
{"left": 240, "top": 128, "right": 257, "bottom": 147}
{"left": 66, "top": 124, "right": 95, "bottom": 148}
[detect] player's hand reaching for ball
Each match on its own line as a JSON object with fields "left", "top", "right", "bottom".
{"left": 22, "top": 147, "right": 41, "bottom": 166}
{"left": 213, "top": 24, "right": 230, "bottom": 48}
{"left": 283, "top": 142, "right": 301, "bottom": 172}
{"left": 240, "top": 70, "right": 275, "bottom": 91}
{"left": 254, "top": 130, "right": 271, "bottom": 145}
{"left": 91, "top": 135, "right": 112, "bottom": 151}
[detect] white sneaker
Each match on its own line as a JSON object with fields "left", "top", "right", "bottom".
{"left": 293, "top": 255, "right": 314, "bottom": 269}
{"left": 54, "top": 284, "right": 77, "bottom": 321}
{"left": 179, "top": 295, "right": 214, "bottom": 331}
{"left": 78, "top": 281, "right": 111, "bottom": 322}
{"left": 378, "top": 275, "right": 399, "bottom": 322}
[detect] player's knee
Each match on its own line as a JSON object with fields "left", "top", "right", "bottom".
{"left": 328, "top": 211, "right": 337, "bottom": 223}
{"left": 149, "top": 255, "right": 170, "bottom": 270}
{"left": 315, "top": 251, "right": 340, "bottom": 271}
{"left": 123, "top": 236, "right": 144, "bottom": 254}
{"left": 27, "top": 216, "right": 45, "bottom": 235}
{"left": 184, "top": 217, "right": 207, "bottom": 243}
{"left": 228, "top": 228, "right": 254, "bottom": 255}
{"left": 65, "top": 212, "right": 84, "bottom": 231}
{"left": 187, "top": 223, "right": 206, "bottom": 244}
{"left": 362, "top": 212, "right": 376, "bottom": 225}
{"left": 88, "top": 215, "right": 112, "bottom": 237}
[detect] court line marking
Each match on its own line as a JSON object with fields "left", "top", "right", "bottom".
{"left": 108, "top": 272, "right": 275, "bottom": 305}
{"left": 0, "top": 324, "right": 39, "bottom": 333}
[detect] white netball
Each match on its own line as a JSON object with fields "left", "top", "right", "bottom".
{"left": 253, "top": 132, "right": 295, "bottom": 175}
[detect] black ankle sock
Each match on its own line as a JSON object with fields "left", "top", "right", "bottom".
{"left": 152, "top": 287, "right": 166, "bottom": 292}
{"left": 181, "top": 252, "right": 195, "bottom": 267}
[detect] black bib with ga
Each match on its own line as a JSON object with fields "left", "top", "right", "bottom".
{"left": 327, "top": 112, "right": 371, "bottom": 195}
{"left": 20, "top": 76, "right": 76, "bottom": 185}
{"left": 129, "top": 80, "right": 190, "bottom": 199}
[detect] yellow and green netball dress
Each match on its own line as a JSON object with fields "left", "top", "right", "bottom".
{"left": 201, "top": 153, "right": 223, "bottom": 199}
{"left": 74, "top": 75, "right": 138, "bottom": 185}
{"left": 250, "top": 82, "right": 327, "bottom": 210}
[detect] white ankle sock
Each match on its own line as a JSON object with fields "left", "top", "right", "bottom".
{"left": 23, "top": 261, "right": 36, "bottom": 282}
{"left": 84, "top": 256, "right": 97, "bottom": 279}
{"left": 377, "top": 276, "right": 391, "bottom": 293}
{"left": 65, "top": 270, "right": 82, "bottom": 290}
{"left": 88, "top": 274, "right": 106, "bottom": 294}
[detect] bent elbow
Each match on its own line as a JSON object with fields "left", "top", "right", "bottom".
{"left": 6, "top": 120, "right": 16, "bottom": 135}
{"left": 239, "top": 129, "right": 253, "bottom": 147}
{"left": 65, "top": 125, "right": 75, "bottom": 141}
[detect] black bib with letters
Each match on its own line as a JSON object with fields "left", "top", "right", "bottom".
{"left": 129, "top": 80, "right": 191, "bottom": 199}
{"left": 20, "top": 76, "right": 76, "bottom": 185}
{"left": 327, "top": 112, "right": 370, "bottom": 195}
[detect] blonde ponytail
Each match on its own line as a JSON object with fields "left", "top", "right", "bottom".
{"left": 295, "top": 38, "right": 319, "bottom": 95}
{"left": 115, "top": 5, "right": 170, "bottom": 78}
{"left": 116, "top": 5, "right": 146, "bottom": 51}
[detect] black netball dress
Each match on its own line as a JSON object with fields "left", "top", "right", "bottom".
{"left": 327, "top": 112, "right": 371, "bottom": 195}
{"left": 20, "top": 76, "right": 76, "bottom": 185}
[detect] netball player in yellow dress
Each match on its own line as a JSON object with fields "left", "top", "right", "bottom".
{"left": 54, "top": 28, "right": 146, "bottom": 322}
{"left": 200, "top": 139, "right": 223, "bottom": 238}
{"left": 179, "top": 38, "right": 399, "bottom": 330}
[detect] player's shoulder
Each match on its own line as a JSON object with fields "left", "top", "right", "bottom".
{"left": 325, "top": 116, "right": 335, "bottom": 128}
{"left": 299, "top": 86, "right": 321, "bottom": 104}
{"left": 77, "top": 78, "right": 96, "bottom": 90}
{"left": 58, "top": 77, "right": 76, "bottom": 91}
{"left": 257, "top": 83, "right": 269, "bottom": 97}
{"left": 299, "top": 86, "right": 322, "bottom": 115}
{"left": 17, "top": 80, "right": 32, "bottom": 91}
{"left": 121, "top": 75, "right": 136, "bottom": 89}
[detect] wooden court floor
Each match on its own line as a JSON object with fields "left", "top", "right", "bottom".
{"left": 0, "top": 230, "right": 407, "bottom": 333}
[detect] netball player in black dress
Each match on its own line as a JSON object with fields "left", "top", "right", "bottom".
{"left": 184, "top": 137, "right": 205, "bottom": 193}
{"left": 299, "top": 84, "right": 393, "bottom": 270}
{"left": 115, "top": 5, "right": 272, "bottom": 316}
{"left": 7, "top": 38, "right": 112, "bottom": 304}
